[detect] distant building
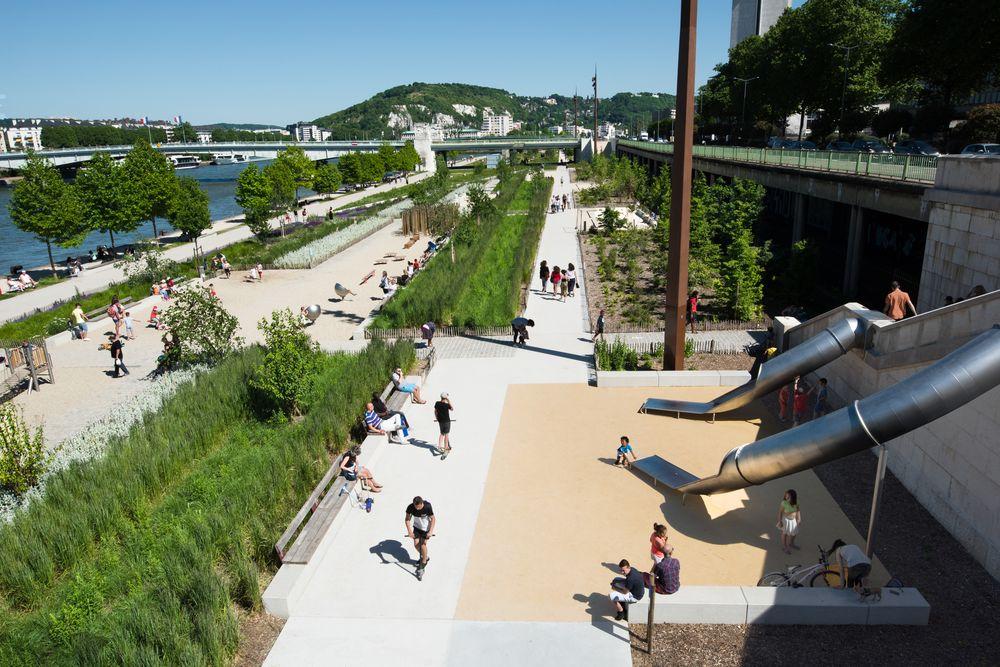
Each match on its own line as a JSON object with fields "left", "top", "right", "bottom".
{"left": 0, "top": 131, "right": 7, "bottom": 153}
{"left": 4, "top": 126, "right": 43, "bottom": 151}
{"left": 547, "top": 125, "right": 564, "bottom": 135}
{"left": 287, "top": 123, "right": 332, "bottom": 142}
{"left": 730, "top": 0, "right": 791, "bottom": 48}
{"left": 481, "top": 111, "right": 513, "bottom": 136}
{"left": 402, "top": 123, "right": 445, "bottom": 142}
{"left": 598, "top": 122, "right": 616, "bottom": 139}
{"left": 253, "top": 127, "right": 290, "bottom": 136}
{"left": 196, "top": 131, "right": 213, "bottom": 144}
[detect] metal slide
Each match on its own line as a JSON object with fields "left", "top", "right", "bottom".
{"left": 642, "top": 318, "right": 865, "bottom": 416}
{"left": 638, "top": 325, "right": 1000, "bottom": 495}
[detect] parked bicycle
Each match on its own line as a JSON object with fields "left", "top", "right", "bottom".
{"left": 757, "top": 545, "right": 843, "bottom": 588}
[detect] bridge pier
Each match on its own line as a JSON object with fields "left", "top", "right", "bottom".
{"left": 792, "top": 193, "right": 806, "bottom": 244}
{"left": 842, "top": 206, "right": 865, "bottom": 296}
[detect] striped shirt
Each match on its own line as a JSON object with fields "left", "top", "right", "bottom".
{"left": 364, "top": 410, "right": 382, "bottom": 430}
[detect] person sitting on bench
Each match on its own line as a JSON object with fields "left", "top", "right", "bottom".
{"left": 649, "top": 545, "right": 681, "bottom": 594}
{"left": 371, "top": 392, "right": 409, "bottom": 430}
{"left": 340, "top": 447, "right": 382, "bottom": 492}
{"left": 391, "top": 368, "right": 426, "bottom": 404}
{"left": 609, "top": 559, "right": 645, "bottom": 622}
{"left": 365, "top": 403, "right": 406, "bottom": 443}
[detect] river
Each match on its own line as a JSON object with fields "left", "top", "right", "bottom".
{"left": 0, "top": 159, "right": 315, "bottom": 273}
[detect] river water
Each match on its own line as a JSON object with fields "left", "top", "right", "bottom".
{"left": 0, "top": 159, "right": 306, "bottom": 273}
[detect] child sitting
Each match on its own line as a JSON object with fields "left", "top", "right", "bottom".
{"left": 615, "top": 436, "right": 637, "bottom": 468}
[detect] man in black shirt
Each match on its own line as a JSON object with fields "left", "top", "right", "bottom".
{"left": 434, "top": 393, "right": 453, "bottom": 458}
{"left": 609, "top": 559, "right": 645, "bottom": 621}
{"left": 405, "top": 496, "right": 436, "bottom": 581}
{"left": 110, "top": 335, "right": 129, "bottom": 377}
{"left": 511, "top": 317, "right": 534, "bottom": 346}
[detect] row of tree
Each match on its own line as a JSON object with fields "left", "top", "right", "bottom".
{"left": 696, "top": 0, "right": 1000, "bottom": 143}
{"left": 234, "top": 143, "right": 421, "bottom": 239}
{"left": 8, "top": 141, "right": 212, "bottom": 275}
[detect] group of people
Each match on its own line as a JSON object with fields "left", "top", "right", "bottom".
{"left": 609, "top": 523, "right": 682, "bottom": 622}
{"left": 537, "top": 260, "right": 577, "bottom": 301}
{"left": 151, "top": 276, "right": 176, "bottom": 300}
{"left": 355, "top": 367, "right": 456, "bottom": 580}
{"left": 3, "top": 270, "right": 38, "bottom": 294}
{"left": 549, "top": 193, "right": 570, "bottom": 213}
{"left": 211, "top": 253, "right": 233, "bottom": 279}
{"left": 778, "top": 376, "right": 830, "bottom": 425}
{"left": 246, "top": 263, "right": 265, "bottom": 283}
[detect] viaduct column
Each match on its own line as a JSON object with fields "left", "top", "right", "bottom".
{"left": 842, "top": 205, "right": 865, "bottom": 297}
{"left": 792, "top": 193, "right": 806, "bottom": 243}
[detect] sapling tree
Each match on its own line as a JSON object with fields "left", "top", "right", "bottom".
{"left": 249, "top": 308, "right": 320, "bottom": 418}
{"left": 160, "top": 285, "right": 243, "bottom": 366}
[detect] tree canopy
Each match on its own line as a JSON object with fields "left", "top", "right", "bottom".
{"left": 75, "top": 152, "right": 143, "bottom": 250}
{"left": 168, "top": 177, "right": 211, "bottom": 249}
{"left": 312, "top": 163, "right": 343, "bottom": 194}
{"left": 234, "top": 163, "right": 273, "bottom": 240}
{"left": 122, "top": 139, "right": 177, "bottom": 239}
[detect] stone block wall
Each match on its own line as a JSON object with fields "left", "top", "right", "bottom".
{"left": 917, "top": 156, "right": 1000, "bottom": 312}
{"left": 784, "top": 292, "right": 1000, "bottom": 581}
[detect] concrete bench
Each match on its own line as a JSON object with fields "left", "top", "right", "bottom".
{"left": 628, "top": 586, "right": 929, "bottom": 625}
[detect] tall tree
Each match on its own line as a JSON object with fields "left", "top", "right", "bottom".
{"left": 8, "top": 154, "right": 88, "bottom": 274}
{"left": 234, "top": 163, "right": 273, "bottom": 240}
{"left": 378, "top": 143, "right": 400, "bottom": 172}
{"left": 312, "top": 163, "right": 343, "bottom": 194}
{"left": 122, "top": 139, "right": 177, "bottom": 240}
{"left": 75, "top": 152, "right": 143, "bottom": 252}
{"left": 167, "top": 177, "right": 211, "bottom": 261}
{"left": 171, "top": 122, "right": 198, "bottom": 143}
{"left": 273, "top": 145, "right": 316, "bottom": 200}
{"left": 397, "top": 141, "right": 421, "bottom": 171}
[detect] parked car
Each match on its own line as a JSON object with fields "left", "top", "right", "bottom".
{"left": 825, "top": 141, "right": 854, "bottom": 151}
{"left": 787, "top": 140, "right": 817, "bottom": 150}
{"left": 892, "top": 139, "right": 940, "bottom": 156}
{"left": 960, "top": 143, "right": 1000, "bottom": 156}
{"left": 851, "top": 139, "right": 890, "bottom": 153}
{"left": 766, "top": 137, "right": 794, "bottom": 149}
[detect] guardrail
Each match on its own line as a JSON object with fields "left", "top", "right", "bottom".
{"left": 617, "top": 139, "right": 938, "bottom": 183}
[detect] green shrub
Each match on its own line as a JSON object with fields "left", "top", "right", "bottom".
{"left": 161, "top": 285, "right": 243, "bottom": 367}
{"left": 0, "top": 403, "right": 49, "bottom": 496}
{"left": 46, "top": 317, "right": 70, "bottom": 337}
{"left": 250, "top": 308, "right": 320, "bottom": 417}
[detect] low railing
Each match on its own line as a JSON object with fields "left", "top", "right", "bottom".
{"left": 601, "top": 316, "right": 771, "bottom": 334}
{"left": 617, "top": 139, "right": 938, "bottom": 183}
{"left": 365, "top": 325, "right": 512, "bottom": 340}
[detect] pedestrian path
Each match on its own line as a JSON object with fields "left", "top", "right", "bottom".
{"left": 265, "top": 166, "right": 632, "bottom": 666}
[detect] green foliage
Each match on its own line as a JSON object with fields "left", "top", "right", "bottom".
{"left": 373, "top": 172, "right": 545, "bottom": 327}
{"left": 210, "top": 127, "right": 289, "bottom": 142}
{"left": 234, "top": 163, "right": 273, "bottom": 239}
{"left": 684, "top": 338, "right": 695, "bottom": 359}
{"left": 7, "top": 153, "right": 89, "bottom": 273}
{"left": 160, "top": 285, "right": 243, "bottom": 366}
{"left": 397, "top": 141, "right": 421, "bottom": 171}
{"left": 957, "top": 104, "right": 1000, "bottom": 145}
{"left": 0, "top": 339, "right": 414, "bottom": 663}
{"left": 170, "top": 121, "right": 199, "bottom": 143}
{"left": 473, "top": 161, "right": 487, "bottom": 176}
{"left": 339, "top": 151, "right": 386, "bottom": 185}
{"left": 167, "top": 177, "right": 211, "bottom": 243}
{"left": 249, "top": 309, "right": 320, "bottom": 417}
{"left": 75, "top": 152, "right": 143, "bottom": 249}
{"left": 262, "top": 160, "right": 297, "bottom": 214}
{"left": 121, "top": 139, "right": 176, "bottom": 238}
{"left": 595, "top": 339, "right": 640, "bottom": 371}
{"left": 118, "top": 243, "right": 182, "bottom": 285}
{"left": 0, "top": 403, "right": 49, "bottom": 497}
{"left": 598, "top": 207, "right": 624, "bottom": 235}
{"left": 273, "top": 145, "right": 316, "bottom": 192}
{"left": 312, "top": 163, "right": 343, "bottom": 194}
{"left": 465, "top": 184, "right": 497, "bottom": 221}
{"left": 577, "top": 155, "right": 646, "bottom": 204}
{"left": 41, "top": 124, "right": 168, "bottom": 149}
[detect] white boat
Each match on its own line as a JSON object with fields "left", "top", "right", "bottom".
{"left": 213, "top": 153, "right": 235, "bottom": 165}
{"left": 170, "top": 155, "right": 200, "bottom": 169}
{"left": 233, "top": 153, "right": 248, "bottom": 163}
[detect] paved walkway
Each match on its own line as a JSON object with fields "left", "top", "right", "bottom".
{"left": 0, "top": 173, "right": 428, "bottom": 325}
{"left": 265, "top": 166, "right": 631, "bottom": 666}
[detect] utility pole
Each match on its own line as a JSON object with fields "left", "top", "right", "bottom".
{"left": 592, "top": 66, "right": 599, "bottom": 150}
{"left": 734, "top": 76, "right": 757, "bottom": 146}
{"left": 664, "top": 0, "right": 697, "bottom": 371}
{"left": 829, "top": 42, "right": 867, "bottom": 138}
{"left": 574, "top": 87, "right": 579, "bottom": 138}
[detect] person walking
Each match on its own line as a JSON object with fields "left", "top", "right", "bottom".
{"left": 539, "top": 261, "right": 549, "bottom": 293}
{"left": 592, "top": 309, "right": 605, "bottom": 342}
{"left": 550, "top": 266, "right": 562, "bottom": 298}
{"left": 813, "top": 378, "right": 830, "bottom": 418}
{"left": 434, "top": 393, "right": 454, "bottom": 458}
{"left": 110, "top": 335, "right": 129, "bottom": 377}
{"left": 776, "top": 489, "right": 801, "bottom": 554}
{"left": 511, "top": 317, "right": 534, "bottom": 346}
{"left": 71, "top": 302, "right": 89, "bottom": 341}
{"left": 107, "top": 297, "right": 124, "bottom": 337}
{"left": 650, "top": 523, "right": 669, "bottom": 566}
{"left": 686, "top": 291, "right": 700, "bottom": 334}
{"left": 884, "top": 281, "right": 917, "bottom": 321}
{"left": 565, "top": 263, "right": 577, "bottom": 297}
{"left": 792, "top": 382, "right": 811, "bottom": 426}
{"left": 405, "top": 496, "right": 436, "bottom": 581}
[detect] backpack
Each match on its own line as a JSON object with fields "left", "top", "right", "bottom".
{"left": 107, "top": 306, "right": 117, "bottom": 319}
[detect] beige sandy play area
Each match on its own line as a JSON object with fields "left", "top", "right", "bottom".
{"left": 456, "top": 384, "right": 887, "bottom": 622}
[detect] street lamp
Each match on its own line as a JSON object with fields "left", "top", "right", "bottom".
{"left": 829, "top": 42, "right": 870, "bottom": 138}
{"left": 733, "top": 76, "right": 757, "bottom": 145}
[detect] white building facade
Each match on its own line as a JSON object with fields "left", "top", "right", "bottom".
{"left": 4, "top": 126, "right": 43, "bottom": 151}
{"left": 481, "top": 112, "right": 513, "bottom": 136}
{"left": 287, "top": 123, "right": 332, "bottom": 142}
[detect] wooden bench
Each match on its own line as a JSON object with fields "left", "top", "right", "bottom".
{"left": 83, "top": 296, "right": 135, "bottom": 321}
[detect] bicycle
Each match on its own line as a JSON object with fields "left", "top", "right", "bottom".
{"left": 757, "top": 545, "right": 844, "bottom": 588}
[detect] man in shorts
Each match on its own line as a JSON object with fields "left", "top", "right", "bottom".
{"left": 434, "top": 392, "right": 454, "bottom": 458}
{"left": 391, "top": 368, "right": 426, "bottom": 404}
{"left": 405, "top": 496, "right": 436, "bottom": 580}
{"left": 609, "top": 559, "right": 645, "bottom": 621}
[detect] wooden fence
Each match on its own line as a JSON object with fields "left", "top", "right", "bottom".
{"left": 606, "top": 338, "right": 750, "bottom": 357}
{"left": 602, "top": 316, "right": 771, "bottom": 334}
{"left": 365, "top": 324, "right": 513, "bottom": 340}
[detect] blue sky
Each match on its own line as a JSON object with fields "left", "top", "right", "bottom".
{"left": 3, "top": 0, "right": 801, "bottom": 125}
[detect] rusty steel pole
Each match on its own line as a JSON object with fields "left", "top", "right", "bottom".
{"left": 664, "top": 0, "right": 698, "bottom": 370}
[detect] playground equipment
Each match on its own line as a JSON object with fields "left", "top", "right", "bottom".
{"left": 304, "top": 305, "right": 322, "bottom": 323}
{"left": 334, "top": 283, "right": 355, "bottom": 300}
{"left": 642, "top": 317, "right": 864, "bottom": 417}
{"left": 634, "top": 325, "right": 1000, "bottom": 495}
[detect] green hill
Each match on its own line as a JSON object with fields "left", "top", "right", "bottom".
{"left": 312, "top": 82, "right": 675, "bottom": 139}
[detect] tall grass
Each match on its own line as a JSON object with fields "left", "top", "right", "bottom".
{"left": 0, "top": 339, "right": 414, "bottom": 664}
{"left": 372, "top": 172, "right": 530, "bottom": 327}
